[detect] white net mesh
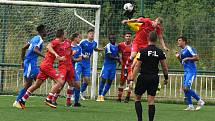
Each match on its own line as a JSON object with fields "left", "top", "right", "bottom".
{"left": 0, "top": 2, "right": 98, "bottom": 94}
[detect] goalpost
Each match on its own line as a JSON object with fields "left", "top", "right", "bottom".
{"left": 0, "top": 1, "right": 101, "bottom": 99}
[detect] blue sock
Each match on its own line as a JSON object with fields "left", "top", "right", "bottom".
{"left": 102, "top": 84, "right": 111, "bottom": 96}
{"left": 184, "top": 91, "right": 192, "bottom": 105}
{"left": 16, "top": 88, "right": 27, "bottom": 102}
{"left": 189, "top": 89, "right": 200, "bottom": 101}
{"left": 74, "top": 88, "right": 80, "bottom": 104}
{"left": 99, "top": 80, "right": 105, "bottom": 95}
{"left": 80, "top": 83, "right": 88, "bottom": 93}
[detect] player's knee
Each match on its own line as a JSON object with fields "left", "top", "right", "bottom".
{"left": 135, "top": 95, "right": 141, "bottom": 101}
{"left": 183, "top": 87, "right": 190, "bottom": 92}
{"left": 147, "top": 95, "right": 155, "bottom": 105}
{"left": 107, "top": 80, "right": 113, "bottom": 85}
{"left": 120, "top": 81, "right": 125, "bottom": 86}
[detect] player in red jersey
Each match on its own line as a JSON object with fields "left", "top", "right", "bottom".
{"left": 122, "top": 17, "right": 169, "bottom": 86}
{"left": 51, "top": 32, "right": 81, "bottom": 108}
{"left": 16, "top": 29, "right": 67, "bottom": 109}
{"left": 122, "top": 17, "right": 169, "bottom": 67}
{"left": 117, "top": 32, "right": 133, "bottom": 103}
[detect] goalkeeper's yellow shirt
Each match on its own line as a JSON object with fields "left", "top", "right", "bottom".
{"left": 127, "top": 22, "right": 143, "bottom": 32}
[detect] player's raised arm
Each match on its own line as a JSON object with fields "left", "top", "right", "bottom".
{"left": 158, "top": 34, "right": 169, "bottom": 51}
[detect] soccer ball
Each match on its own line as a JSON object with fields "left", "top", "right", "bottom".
{"left": 123, "top": 3, "right": 134, "bottom": 12}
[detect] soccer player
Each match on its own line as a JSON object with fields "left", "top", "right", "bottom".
{"left": 78, "top": 29, "right": 103, "bottom": 100}
{"left": 176, "top": 36, "right": 205, "bottom": 111}
{"left": 70, "top": 32, "right": 82, "bottom": 107}
{"left": 131, "top": 31, "right": 168, "bottom": 121}
{"left": 13, "top": 25, "right": 46, "bottom": 107}
{"left": 117, "top": 32, "right": 133, "bottom": 103}
{"left": 16, "top": 29, "right": 66, "bottom": 109}
{"left": 96, "top": 34, "right": 120, "bottom": 102}
{"left": 122, "top": 17, "right": 169, "bottom": 71}
{"left": 48, "top": 32, "right": 80, "bottom": 108}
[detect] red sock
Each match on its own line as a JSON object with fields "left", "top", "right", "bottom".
{"left": 127, "top": 91, "right": 131, "bottom": 97}
{"left": 46, "top": 93, "right": 54, "bottom": 101}
{"left": 118, "top": 88, "right": 123, "bottom": 100}
{"left": 22, "top": 90, "right": 31, "bottom": 101}
{"left": 52, "top": 93, "right": 59, "bottom": 103}
{"left": 66, "top": 89, "right": 73, "bottom": 104}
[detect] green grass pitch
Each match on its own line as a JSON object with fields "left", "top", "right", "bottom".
{"left": 0, "top": 96, "right": 214, "bottom": 121}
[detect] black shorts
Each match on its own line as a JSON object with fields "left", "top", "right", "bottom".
{"left": 135, "top": 74, "right": 159, "bottom": 96}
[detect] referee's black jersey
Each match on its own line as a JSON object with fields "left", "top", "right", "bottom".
{"left": 137, "top": 45, "right": 166, "bottom": 75}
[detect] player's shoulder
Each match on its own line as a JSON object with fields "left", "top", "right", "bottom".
{"left": 80, "top": 39, "right": 87, "bottom": 44}
{"left": 31, "top": 35, "right": 41, "bottom": 42}
{"left": 51, "top": 38, "right": 61, "bottom": 44}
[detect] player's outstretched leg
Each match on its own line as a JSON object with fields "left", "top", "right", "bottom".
{"left": 188, "top": 89, "right": 205, "bottom": 110}
{"left": 66, "top": 86, "right": 73, "bottom": 107}
{"left": 101, "top": 80, "right": 113, "bottom": 102}
{"left": 80, "top": 77, "right": 89, "bottom": 100}
{"left": 184, "top": 89, "right": 195, "bottom": 111}
{"left": 97, "top": 78, "right": 106, "bottom": 102}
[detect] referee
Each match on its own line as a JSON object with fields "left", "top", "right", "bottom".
{"left": 131, "top": 31, "right": 168, "bottom": 121}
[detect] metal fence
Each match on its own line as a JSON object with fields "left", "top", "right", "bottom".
{"left": 1, "top": 68, "right": 215, "bottom": 101}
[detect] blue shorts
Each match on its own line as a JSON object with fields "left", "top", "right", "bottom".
{"left": 100, "top": 65, "right": 116, "bottom": 81}
{"left": 75, "top": 63, "right": 91, "bottom": 78}
{"left": 183, "top": 72, "right": 196, "bottom": 89}
{"left": 23, "top": 59, "right": 39, "bottom": 79}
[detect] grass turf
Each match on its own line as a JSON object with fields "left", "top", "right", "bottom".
{"left": 0, "top": 96, "right": 214, "bottom": 121}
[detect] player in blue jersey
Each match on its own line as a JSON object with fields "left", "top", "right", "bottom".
{"left": 78, "top": 29, "right": 104, "bottom": 100}
{"left": 176, "top": 36, "right": 205, "bottom": 111}
{"left": 69, "top": 32, "right": 82, "bottom": 107}
{"left": 96, "top": 34, "right": 120, "bottom": 102}
{"left": 13, "top": 24, "right": 46, "bottom": 107}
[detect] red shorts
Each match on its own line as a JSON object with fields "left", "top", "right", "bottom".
{"left": 120, "top": 65, "right": 132, "bottom": 82}
{"left": 131, "top": 42, "right": 148, "bottom": 52}
{"left": 58, "top": 66, "right": 74, "bottom": 82}
{"left": 37, "top": 64, "right": 61, "bottom": 81}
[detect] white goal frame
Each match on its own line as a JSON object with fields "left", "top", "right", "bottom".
{"left": 0, "top": 0, "right": 101, "bottom": 99}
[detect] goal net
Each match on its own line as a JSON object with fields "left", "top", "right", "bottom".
{"left": 0, "top": 1, "right": 101, "bottom": 99}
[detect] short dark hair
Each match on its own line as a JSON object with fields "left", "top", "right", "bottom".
{"left": 149, "top": 31, "right": 157, "bottom": 42}
{"left": 87, "top": 29, "right": 94, "bottom": 33}
{"left": 124, "top": 31, "right": 132, "bottom": 35}
{"left": 36, "top": 24, "right": 45, "bottom": 33}
{"left": 70, "top": 32, "right": 80, "bottom": 41}
{"left": 56, "top": 29, "right": 64, "bottom": 38}
{"left": 177, "top": 36, "right": 187, "bottom": 43}
{"left": 109, "top": 34, "right": 116, "bottom": 40}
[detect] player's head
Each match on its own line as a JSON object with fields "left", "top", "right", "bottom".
{"left": 109, "top": 34, "right": 116, "bottom": 44}
{"left": 148, "top": 31, "right": 157, "bottom": 43}
{"left": 123, "top": 31, "right": 132, "bottom": 43}
{"left": 37, "top": 24, "right": 46, "bottom": 38}
{"left": 154, "top": 17, "right": 163, "bottom": 27}
{"left": 177, "top": 36, "right": 187, "bottom": 48}
{"left": 71, "top": 32, "right": 81, "bottom": 44}
{"left": 87, "top": 29, "right": 94, "bottom": 41}
{"left": 56, "top": 29, "right": 64, "bottom": 41}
